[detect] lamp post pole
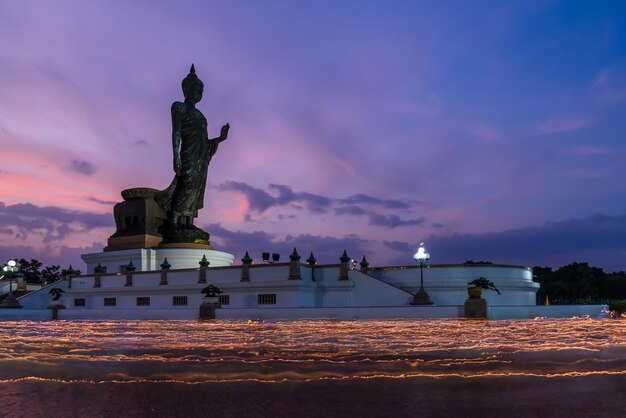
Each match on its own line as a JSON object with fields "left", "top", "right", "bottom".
{"left": 411, "top": 242, "right": 433, "bottom": 305}
{"left": 1, "top": 260, "right": 23, "bottom": 309}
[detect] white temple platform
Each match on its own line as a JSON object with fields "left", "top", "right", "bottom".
{"left": 81, "top": 248, "right": 234, "bottom": 273}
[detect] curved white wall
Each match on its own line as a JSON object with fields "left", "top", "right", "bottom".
{"left": 368, "top": 264, "right": 538, "bottom": 306}
{"left": 82, "top": 248, "right": 234, "bottom": 273}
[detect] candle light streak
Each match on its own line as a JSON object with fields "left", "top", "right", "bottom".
{"left": 1, "top": 319, "right": 626, "bottom": 384}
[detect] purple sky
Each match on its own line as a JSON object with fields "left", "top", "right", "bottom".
{"left": 1, "top": 1, "right": 625, "bottom": 271}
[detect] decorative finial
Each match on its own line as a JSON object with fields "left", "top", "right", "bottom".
{"left": 340, "top": 250, "right": 350, "bottom": 263}
{"left": 190, "top": 63, "right": 196, "bottom": 74}
{"left": 126, "top": 260, "right": 136, "bottom": 272}
{"left": 160, "top": 258, "right": 171, "bottom": 270}
{"left": 290, "top": 247, "right": 301, "bottom": 261}
{"left": 242, "top": 251, "right": 252, "bottom": 265}
{"left": 199, "top": 254, "right": 210, "bottom": 267}
{"left": 307, "top": 252, "right": 317, "bottom": 265}
{"left": 94, "top": 262, "right": 105, "bottom": 274}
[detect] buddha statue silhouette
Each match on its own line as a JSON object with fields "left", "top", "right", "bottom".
{"left": 156, "top": 64, "right": 229, "bottom": 244}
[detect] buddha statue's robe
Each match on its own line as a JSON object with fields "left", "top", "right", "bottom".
{"left": 155, "top": 101, "right": 219, "bottom": 218}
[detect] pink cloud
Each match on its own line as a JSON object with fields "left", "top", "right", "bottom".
{"left": 463, "top": 121, "right": 499, "bottom": 142}
{"left": 559, "top": 169, "right": 608, "bottom": 179}
{"left": 567, "top": 146, "right": 612, "bottom": 155}
{"left": 592, "top": 68, "right": 626, "bottom": 104}
{"left": 536, "top": 116, "right": 594, "bottom": 135}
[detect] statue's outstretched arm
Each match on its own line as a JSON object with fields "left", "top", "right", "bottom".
{"left": 211, "top": 123, "right": 230, "bottom": 143}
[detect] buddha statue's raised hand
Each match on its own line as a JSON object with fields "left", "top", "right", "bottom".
{"left": 219, "top": 123, "right": 230, "bottom": 142}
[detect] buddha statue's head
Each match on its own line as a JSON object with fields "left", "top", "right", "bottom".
{"left": 182, "top": 64, "right": 204, "bottom": 104}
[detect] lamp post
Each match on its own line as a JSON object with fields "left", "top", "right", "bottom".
{"left": 1, "top": 259, "right": 23, "bottom": 309}
{"left": 411, "top": 242, "right": 433, "bottom": 305}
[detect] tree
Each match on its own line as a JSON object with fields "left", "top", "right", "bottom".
{"left": 11, "top": 259, "right": 80, "bottom": 284}
{"left": 602, "top": 272, "right": 626, "bottom": 300}
{"left": 18, "top": 258, "right": 43, "bottom": 284}
{"left": 41, "top": 265, "right": 61, "bottom": 284}
{"left": 533, "top": 262, "right": 626, "bottom": 304}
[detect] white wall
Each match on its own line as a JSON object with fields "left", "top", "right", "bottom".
{"left": 369, "top": 264, "right": 538, "bottom": 306}
{"left": 345, "top": 270, "right": 414, "bottom": 306}
{"left": 17, "top": 280, "right": 69, "bottom": 309}
{"left": 82, "top": 248, "right": 235, "bottom": 273}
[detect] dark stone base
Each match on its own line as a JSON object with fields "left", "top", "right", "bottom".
{"left": 411, "top": 290, "right": 433, "bottom": 305}
{"left": 159, "top": 224, "right": 210, "bottom": 245}
{"left": 0, "top": 294, "right": 23, "bottom": 309}
{"left": 105, "top": 234, "right": 163, "bottom": 251}
{"left": 199, "top": 302, "right": 220, "bottom": 320}
{"left": 464, "top": 298, "right": 487, "bottom": 319}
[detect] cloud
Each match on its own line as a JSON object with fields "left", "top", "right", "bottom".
{"left": 559, "top": 169, "right": 608, "bottom": 179}
{"left": 206, "top": 223, "right": 371, "bottom": 264}
{"left": 340, "top": 193, "right": 412, "bottom": 209}
{"left": 567, "top": 146, "right": 612, "bottom": 156}
{"left": 0, "top": 242, "right": 103, "bottom": 271}
{"left": 217, "top": 181, "right": 276, "bottom": 213}
{"left": 383, "top": 213, "right": 626, "bottom": 272}
{"left": 463, "top": 121, "right": 499, "bottom": 142}
{"left": 0, "top": 201, "right": 112, "bottom": 243}
{"left": 268, "top": 184, "right": 331, "bottom": 213}
{"left": 368, "top": 213, "right": 425, "bottom": 228}
{"left": 536, "top": 116, "right": 594, "bottom": 135}
{"left": 69, "top": 160, "right": 97, "bottom": 176}
{"left": 88, "top": 196, "right": 118, "bottom": 205}
{"left": 218, "top": 181, "right": 419, "bottom": 225}
{"left": 334, "top": 205, "right": 367, "bottom": 216}
{"left": 593, "top": 67, "right": 626, "bottom": 103}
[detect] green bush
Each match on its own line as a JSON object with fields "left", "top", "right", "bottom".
{"left": 467, "top": 277, "right": 501, "bottom": 295}
{"left": 608, "top": 300, "right": 626, "bottom": 314}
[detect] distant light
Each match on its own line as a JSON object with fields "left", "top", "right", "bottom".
{"left": 7, "top": 260, "right": 16, "bottom": 267}
{"left": 413, "top": 242, "right": 430, "bottom": 263}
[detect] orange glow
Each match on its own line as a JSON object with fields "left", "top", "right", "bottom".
{"left": 1, "top": 318, "right": 625, "bottom": 384}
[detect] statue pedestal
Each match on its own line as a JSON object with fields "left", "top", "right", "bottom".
{"left": 47, "top": 300, "right": 66, "bottom": 320}
{"left": 105, "top": 234, "right": 164, "bottom": 251}
{"left": 105, "top": 188, "right": 168, "bottom": 251}
{"left": 199, "top": 297, "right": 221, "bottom": 320}
{"left": 0, "top": 293, "right": 22, "bottom": 309}
{"left": 464, "top": 298, "right": 487, "bottom": 319}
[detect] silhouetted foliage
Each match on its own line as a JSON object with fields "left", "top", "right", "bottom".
{"left": 464, "top": 260, "right": 493, "bottom": 264}
{"left": 467, "top": 277, "right": 501, "bottom": 295}
{"left": 12, "top": 258, "right": 80, "bottom": 284}
{"left": 18, "top": 258, "right": 43, "bottom": 284}
{"left": 534, "top": 262, "right": 626, "bottom": 304}
{"left": 41, "top": 265, "right": 61, "bottom": 284}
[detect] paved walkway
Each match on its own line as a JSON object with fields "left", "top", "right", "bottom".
{"left": 2, "top": 375, "right": 626, "bottom": 417}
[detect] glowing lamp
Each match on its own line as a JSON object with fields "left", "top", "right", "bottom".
{"left": 411, "top": 243, "right": 433, "bottom": 305}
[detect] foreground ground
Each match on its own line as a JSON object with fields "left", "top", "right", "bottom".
{"left": 2, "top": 375, "right": 626, "bottom": 418}
{"left": 2, "top": 319, "right": 626, "bottom": 417}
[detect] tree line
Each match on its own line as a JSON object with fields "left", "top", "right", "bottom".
{"left": 533, "top": 262, "right": 626, "bottom": 304}
{"left": 9, "top": 259, "right": 81, "bottom": 285}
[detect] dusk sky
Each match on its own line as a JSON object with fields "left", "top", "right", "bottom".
{"left": 1, "top": 0, "right": 625, "bottom": 272}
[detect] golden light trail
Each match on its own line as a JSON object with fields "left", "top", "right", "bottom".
{"left": 1, "top": 318, "right": 625, "bottom": 384}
